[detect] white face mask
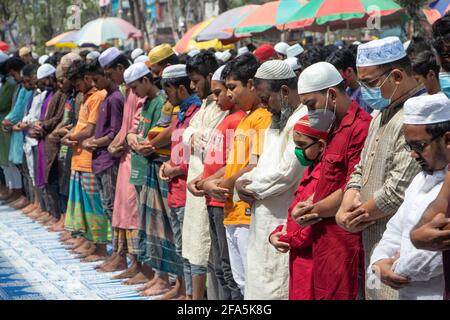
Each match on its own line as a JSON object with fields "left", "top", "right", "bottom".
{"left": 307, "top": 89, "right": 336, "bottom": 133}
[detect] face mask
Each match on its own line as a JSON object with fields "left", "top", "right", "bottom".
{"left": 271, "top": 93, "right": 293, "bottom": 130}
{"left": 360, "top": 71, "right": 397, "bottom": 111}
{"left": 295, "top": 147, "right": 314, "bottom": 167}
{"left": 307, "top": 90, "right": 336, "bottom": 133}
{"left": 439, "top": 72, "right": 450, "bottom": 98}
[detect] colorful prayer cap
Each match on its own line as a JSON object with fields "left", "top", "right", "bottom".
{"left": 274, "top": 42, "right": 290, "bottom": 56}
{"left": 37, "top": 63, "right": 56, "bottom": 80}
{"left": 285, "top": 57, "right": 301, "bottom": 71}
{"left": 255, "top": 60, "right": 296, "bottom": 80}
{"left": 124, "top": 62, "right": 150, "bottom": 85}
{"left": 286, "top": 44, "right": 304, "bottom": 58}
{"left": 19, "top": 47, "right": 31, "bottom": 57}
{"left": 254, "top": 44, "right": 277, "bottom": 63}
{"left": 99, "top": 47, "right": 121, "bottom": 68}
{"left": 162, "top": 64, "right": 187, "bottom": 79}
{"left": 294, "top": 115, "right": 328, "bottom": 140}
{"left": 298, "top": 62, "right": 343, "bottom": 95}
{"left": 146, "top": 44, "right": 175, "bottom": 67}
{"left": 403, "top": 92, "right": 450, "bottom": 125}
{"left": 356, "top": 37, "right": 406, "bottom": 67}
{"left": 131, "top": 48, "right": 144, "bottom": 61}
{"left": 212, "top": 65, "right": 226, "bottom": 82}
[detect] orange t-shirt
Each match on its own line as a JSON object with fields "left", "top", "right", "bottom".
{"left": 223, "top": 107, "right": 272, "bottom": 225}
{"left": 71, "top": 88, "right": 107, "bottom": 172}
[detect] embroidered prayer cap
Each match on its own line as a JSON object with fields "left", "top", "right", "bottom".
{"left": 237, "top": 46, "right": 249, "bottom": 56}
{"left": 60, "top": 52, "right": 82, "bottom": 71}
{"left": 37, "top": 63, "right": 56, "bottom": 80}
{"left": 123, "top": 62, "right": 151, "bottom": 85}
{"left": 188, "top": 49, "right": 201, "bottom": 58}
{"left": 254, "top": 44, "right": 277, "bottom": 63}
{"left": 134, "top": 55, "right": 149, "bottom": 64}
{"left": 356, "top": 36, "right": 406, "bottom": 67}
{"left": 286, "top": 44, "right": 304, "bottom": 58}
{"left": 19, "top": 47, "right": 31, "bottom": 57}
{"left": 99, "top": 47, "right": 121, "bottom": 68}
{"left": 162, "top": 64, "right": 187, "bottom": 79}
{"left": 285, "top": 57, "right": 301, "bottom": 71}
{"left": 403, "top": 92, "right": 450, "bottom": 125}
{"left": 146, "top": 44, "right": 175, "bottom": 67}
{"left": 298, "top": 61, "right": 343, "bottom": 95}
{"left": 212, "top": 65, "right": 226, "bottom": 82}
{"left": 274, "top": 42, "right": 290, "bottom": 56}
{"left": 255, "top": 60, "right": 296, "bottom": 80}
{"left": 131, "top": 48, "right": 145, "bottom": 61}
{"left": 86, "top": 51, "right": 100, "bottom": 61}
{"left": 294, "top": 115, "right": 328, "bottom": 140}
{"left": 38, "top": 55, "right": 49, "bottom": 65}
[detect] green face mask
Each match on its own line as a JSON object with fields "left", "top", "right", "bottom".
{"left": 295, "top": 147, "right": 314, "bottom": 167}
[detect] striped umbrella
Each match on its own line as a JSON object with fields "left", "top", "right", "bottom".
{"left": 45, "top": 30, "right": 78, "bottom": 48}
{"left": 234, "top": 0, "right": 305, "bottom": 35}
{"left": 195, "top": 5, "right": 260, "bottom": 42}
{"left": 284, "top": 0, "right": 405, "bottom": 31}
{"left": 76, "top": 17, "right": 141, "bottom": 46}
{"left": 423, "top": 0, "right": 450, "bottom": 24}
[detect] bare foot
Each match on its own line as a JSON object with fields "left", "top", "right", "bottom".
{"left": 72, "top": 241, "right": 95, "bottom": 254}
{"left": 82, "top": 254, "right": 108, "bottom": 263}
{"left": 94, "top": 253, "right": 118, "bottom": 270}
{"left": 112, "top": 266, "right": 140, "bottom": 280}
{"left": 140, "top": 281, "right": 171, "bottom": 297}
{"left": 75, "top": 248, "right": 96, "bottom": 259}
{"left": 67, "top": 237, "right": 87, "bottom": 249}
{"left": 22, "top": 203, "right": 36, "bottom": 214}
{"left": 124, "top": 272, "right": 151, "bottom": 286}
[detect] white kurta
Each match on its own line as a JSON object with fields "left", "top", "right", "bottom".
{"left": 369, "top": 169, "right": 446, "bottom": 300}
{"left": 238, "top": 105, "right": 307, "bottom": 300}
{"left": 181, "top": 97, "right": 227, "bottom": 266}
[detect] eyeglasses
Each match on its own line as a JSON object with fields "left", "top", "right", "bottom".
{"left": 358, "top": 69, "right": 393, "bottom": 89}
{"left": 403, "top": 135, "right": 441, "bottom": 153}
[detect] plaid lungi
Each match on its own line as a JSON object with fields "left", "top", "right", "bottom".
{"left": 113, "top": 228, "right": 139, "bottom": 255}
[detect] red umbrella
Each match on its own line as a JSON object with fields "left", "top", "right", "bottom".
{"left": 0, "top": 41, "right": 9, "bottom": 52}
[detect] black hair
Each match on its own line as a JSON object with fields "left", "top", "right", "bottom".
{"left": 316, "top": 80, "right": 347, "bottom": 94}
{"left": 432, "top": 11, "right": 450, "bottom": 43}
{"left": 412, "top": 51, "right": 440, "bottom": 77}
{"left": 67, "top": 60, "right": 87, "bottom": 81}
{"left": 21, "top": 64, "right": 38, "bottom": 77}
{"left": 186, "top": 51, "right": 219, "bottom": 78}
{"left": 246, "top": 43, "right": 257, "bottom": 52}
{"left": 222, "top": 53, "right": 260, "bottom": 85}
{"left": 4, "top": 57, "right": 25, "bottom": 73}
{"left": 406, "top": 37, "right": 431, "bottom": 57}
{"left": 137, "top": 71, "right": 154, "bottom": 83}
{"left": 377, "top": 55, "right": 413, "bottom": 76}
{"left": 177, "top": 54, "right": 189, "bottom": 65}
{"left": 326, "top": 48, "right": 356, "bottom": 73}
{"left": 162, "top": 76, "right": 194, "bottom": 95}
{"left": 253, "top": 77, "right": 298, "bottom": 93}
{"left": 85, "top": 59, "right": 104, "bottom": 75}
{"left": 299, "top": 47, "right": 328, "bottom": 69}
{"left": 79, "top": 50, "right": 90, "bottom": 59}
{"left": 105, "top": 54, "right": 131, "bottom": 69}
{"left": 426, "top": 120, "right": 450, "bottom": 138}
{"left": 157, "top": 53, "right": 180, "bottom": 67}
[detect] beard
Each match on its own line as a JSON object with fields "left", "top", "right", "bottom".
{"left": 270, "top": 98, "right": 293, "bottom": 131}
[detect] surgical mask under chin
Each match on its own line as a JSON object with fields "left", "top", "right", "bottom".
{"left": 295, "top": 147, "right": 314, "bottom": 167}
{"left": 439, "top": 72, "right": 450, "bottom": 98}
{"left": 360, "top": 71, "right": 397, "bottom": 111}
{"left": 271, "top": 93, "right": 293, "bottom": 130}
{"left": 307, "top": 90, "right": 336, "bottom": 133}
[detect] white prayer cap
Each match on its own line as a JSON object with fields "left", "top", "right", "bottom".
{"left": 403, "top": 93, "right": 450, "bottom": 125}
{"left": 298, "top": 62, "right": 343, "bottom": 95}
{"left": 352, "top": 41, "right": 361, "bottom": 46}
{"left": 0, "top": 51, "right": 9, "bottom": 64}
{"left": 31, "top": 52, "right": 39, "bottom": 60}
{"left": 123, "top": 62, "right": 151, "bottom": 85}
{"left": 255, "top": 60, "right": 296, "bottom": 80}
{"left": 286, "top": 44, "right": 304, "bottom": 58}
{"left": 99, "top": 47, "right": 121, "bottom": 68}
{"left": 215, "top": 52, "right": 222, "bottom": 60}
{"left": 131, "top": 48, "right": 144, "bottom": 61}
{"left": 188, "top": 49, "right": 201, "bottom": 58}
{"left": 237, "top": 47, "right": 249, "bottom": 56}
{"left": 134, "top": 55, "right": 149, "bottom": 64}
{"left": 212, "top": 65, "right": 226, "bottom": 82}
{"left": 86, "top": 51, "right": 100, "bottom": 61}
{"left": 403, "top": 40, "right": 411, "bottom": 51}
{"left": 285, "top": 57, "right": 301, "bottom": 71}
{"left": 274, "top": 42, "right": 290, "bottom": 56}
{"left": 37, "top": 63, "right": 56, "bottom": 80}
{"left": 38, "top": 54, "right": 49, "bottom": 65}
{"left": 218, "top": 50, "right": 232, "bottom": 63}
{"left": 162, "top": 64, "right": 187, "bottom": 79}
{"left": 356, "top": 36, "right": 406, "bottom": 67}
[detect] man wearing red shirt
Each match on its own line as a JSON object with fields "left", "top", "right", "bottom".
{"left": 292, "top": 62, "right": 371, "bottom": 300}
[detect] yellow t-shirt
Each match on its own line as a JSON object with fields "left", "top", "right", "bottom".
{"left": 71, "top": 88, "right": 107, "bottom": 172}
{"left": 147, "top": 102, "right": 179, "bottom": 156}
{"left": 223, "top": 107, "right": 272, "bottom": 225}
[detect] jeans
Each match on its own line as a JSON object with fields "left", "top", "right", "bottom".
{"left": 208, "top": 206, "right": 243, "bottom": 300}
{"left": 96, "top": 165, "right": 118, "bottom": 221}
{"left": 169, "top": 206, "right": 207, "bottom": 295}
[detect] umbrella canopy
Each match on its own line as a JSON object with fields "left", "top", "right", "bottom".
{"left": 76, "top": 17, "right": 141, "bottom": 46}
{"left": 0, "top": 41, "right": 9, "bottom": 52}
{"left": 195, "top": 5, "right": 260, "bottom": 42}
{"left": 174, "top": 18, "right": 235, "bottom": 53}
{"left": 423, "top": 0, "right": 450, "bottom": 24}
{"left": 284, "top": 0, "right": 404, "bottom": 31}
{"left": 45, "top": 30, "right": 78, "bottom": 48}
{"left": 234, "top": 0, "right": 305, "bottom": 35}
